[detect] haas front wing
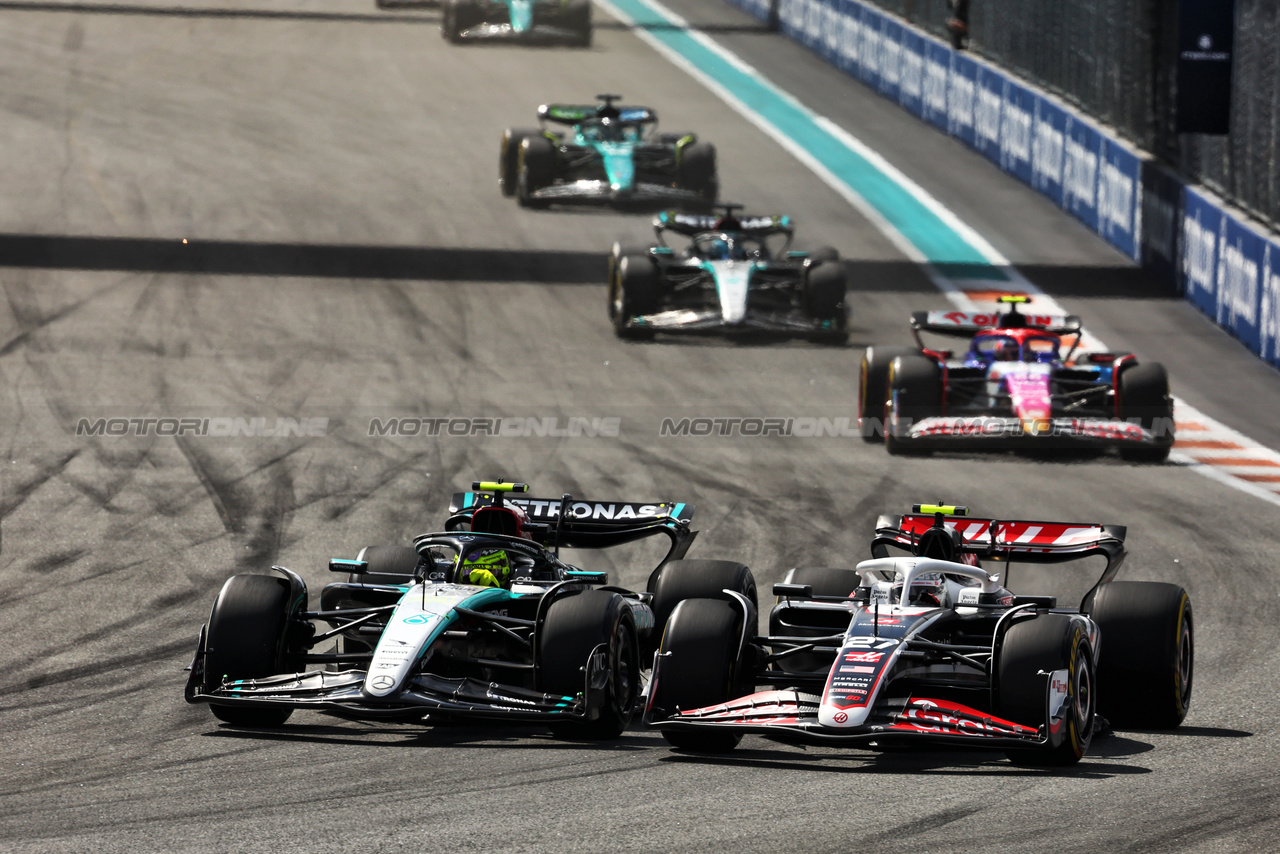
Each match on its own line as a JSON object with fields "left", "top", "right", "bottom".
{"left": 650, "top": 612, "right": 1069, "bottom": 750}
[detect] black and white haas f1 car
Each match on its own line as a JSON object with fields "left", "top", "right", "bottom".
{"left": 608, "top": 205, "right": 848, "bottom": 341}
{"left": 647, "top": 504, "right": 1193, "bottom": 766}
{"left": 499, "top": 95, "right": 717, "bottom": 208}
{"left": 186, "top": 481, "right": 757, "bottom": 739}
{"left": 859, "top": 296, "right": 1175, "bottom": 459}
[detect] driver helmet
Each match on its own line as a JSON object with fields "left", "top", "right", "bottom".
{"left": 597, "top": 117, "right": 623, "bottom": 141}
{"left": 994, "top": 339, "right": 1020, "bottom": 361}
{"left": 706, "top": 237, "right": 730, "bottom": 259}
{"left": 460, "top": 548, "right": 512, "bottom": 589}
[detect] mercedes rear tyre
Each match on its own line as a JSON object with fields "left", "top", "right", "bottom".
{"left": 1089, "top": 581, "right": 1192, "bottom": 729}
{"left": 203, "top": 574, "right": 296, "bottom": 727}
{"left": 541, "top": 590, "right": 640, "bottom": 740}
{"left": 612, "top": 254, "right": 660, "bottom": 339}
{"left": 500, "top": 128, "right": 541, "bottom": 197}
{"left": 997, "top": 614, "right": 1095, "bottom": 766}
{"left": 677, "top": 141, "right": 717, "bottom": 204}
{"left": 859, "top": 346, "right": 914, "bottom": 442}
{"left": 647, "top": 558, "right": 757, "bottom": 651}
{"left": 651, "top": 598, "right": 749, "bottom": 753}
{"left": 563, "top": 0, "right": 592, "bottom": 46}
{"left": 803, "top": 258, "right": 846, "bottom": 320}
{"left": 517, "top": 135, "right": 556, "bottom": 208}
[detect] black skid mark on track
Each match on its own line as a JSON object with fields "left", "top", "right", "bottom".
{"left": 0, "top": 449, "right": 80, "bottom": 526}
{"left": 173, "top": 437, "right": 299, "bottom": 570}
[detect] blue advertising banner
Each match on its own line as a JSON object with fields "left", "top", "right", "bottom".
{"left": 1262, "top": 239, "right": 1280, "bottom": 368}
{"left": 1141, "top": 163, "right": 1185, "bottom": 288}
{"left": 999, "top": 80, "right": 1036, "bottom": 185}
{"left": 947, "top": 51, "right": 979, "bottom": 147}
{"left": 878, "top": 18, "right": 905, "bottom": 101}
{"left": 1181, "top": 189, "right": 1224, "bottom": 317}
{"left": 898, "top": 29, "right": 926, "bottom": 120}
{"left": 1061, "top": 116, "right": 1102, "bottom": 233}
{"left": 972, "top": 65, "right": 1004, "bottom": 164}
{"left": 922, "top": 40, "right": 951, "bottom": 132}
{"left": 1098, "top": 140, "right": 1142, "bottom": 262}
{"left": 1031, "top": 97, "right": 1067, "bottom": 207}
{"left": 834, "top": 0, "right": 863, "bottom": 77}
{"left": 1215, "top": 215, "right": 1265, "bottom": 354}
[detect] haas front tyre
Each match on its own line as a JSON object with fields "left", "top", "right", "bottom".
{"left": 540, "top": 590, "right": 640, "bottom": 740}
{"left": 996, "top": 614, "right": 1096, "bottom": 766}
{"left": 202, "top": 574, "right": 297, "bottom": 727}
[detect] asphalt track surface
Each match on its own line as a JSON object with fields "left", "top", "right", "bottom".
{"left": 2, "top": 2, "right": 1279, "bottom": 852}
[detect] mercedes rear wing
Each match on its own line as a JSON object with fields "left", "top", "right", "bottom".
{"left": 654, "top": 209, "right": 793, "bottom": 239}
{"left": 447, "top": 483, "right": 697, "bottom": 561}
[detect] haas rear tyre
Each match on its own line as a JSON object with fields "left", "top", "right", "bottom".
{"left": 885, "top": 355, "right": 941, "bottom": 456}
{"left": 1117, "top": 361, "right": 1175, "bottom": 462}
{"left": 203, "top": 574, "right": 295, "bottom": 727}
{"left": 1090, "top": 581, "right": 1192, "bottom": 729}
{"left": 540, "top": 590, "right": 640, "bottom": 740}
{"left": 647, "top": 559, "right": 757, "bottom": 650}
{"left": 996, "top": 614, "right": 1095, "bottom": 766}
{"left": 651, "top": 598, "right": 748, "bottom": 753}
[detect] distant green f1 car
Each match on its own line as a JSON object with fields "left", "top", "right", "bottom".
{"left": 500, "top": 94, "right": 718, "bottom": 208}
{"left": 442, "top": 0, "right": 591, "bottom": 45}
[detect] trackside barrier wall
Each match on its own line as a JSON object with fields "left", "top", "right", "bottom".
{"left": 721, "top": 0, "right": 1280, "bottom": 371}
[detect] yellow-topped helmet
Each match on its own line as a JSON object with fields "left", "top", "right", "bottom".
{"left": 460, "top": 548, "right": 513, "bottom": 589}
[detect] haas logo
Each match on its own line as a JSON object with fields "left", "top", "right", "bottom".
{"left": 833, "top": 711, "right": 849, "bottom": 724}
{"left": 844, "top": 651, "right": 884, "bottom": 663}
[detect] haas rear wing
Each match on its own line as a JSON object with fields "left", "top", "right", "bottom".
{"left": 871, "top": 503, "right": 1125, "bottom": 570}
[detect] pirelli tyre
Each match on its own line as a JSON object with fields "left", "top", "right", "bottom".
{"left": 1089, "top": 581, "right": 1193, "bottom": 729}
{"left": 612, "top": 254, "right": 661, "bottom": 339}
{"left": 802, "top": 257, "right": 846, "bottom": 321}
{"left": 500, "top": 128, "right": 542, "bottom": 197}
{"left": 517, "top": 135, "right": 557, "bottom": 208}
{"left": 202, "top": 574, "right": 297, "bottom": 727}
{"left": 768, "top": 567, "right": 861, "bottom": 672}
{"left": 676, "top": 141, "right": 717, "bottom": 204}
{"left": 1117, "top": 361, "right": 1175, "bottom": 462}
{"left": 647, "top": 558, "right": 757, "bottom": 653}
{"left": 563, "top": 0, "right": 592, "bottom": 46}
{"left": 441, "top": 0, "right": 484, "bottom": 42}
{"left": 885, "top": 354, "right": 941, "bottom": 455}
{"left": 651, "top": 598, "right": 749, "bottom": 753}
{"left": 608, "top": 244, "right": 651, "bottom": 321}
{"left": 540, "top": 590, "right": 640, "bottom": 740}
{"left": 859, "top": 345, "right": 915, "bottom": 442}
{"left": 996, "top": 614, "right": 1095, "bottom": 766}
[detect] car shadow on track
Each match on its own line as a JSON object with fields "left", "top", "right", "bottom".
{"left": 656, "top": 739, "right": 1153, "bottom": 778}
{"left": 0, "top": 1, "right": 436, "bottom": 24}
{"left": 0, "top": 233, "right": 606, "bottom": 283}
{"left": 200, "top": 720, "right": 659, "bottom": 752}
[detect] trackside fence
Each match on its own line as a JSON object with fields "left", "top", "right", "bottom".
{"left": 721, "top": 0, "right": 1280, "bottom": 371}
